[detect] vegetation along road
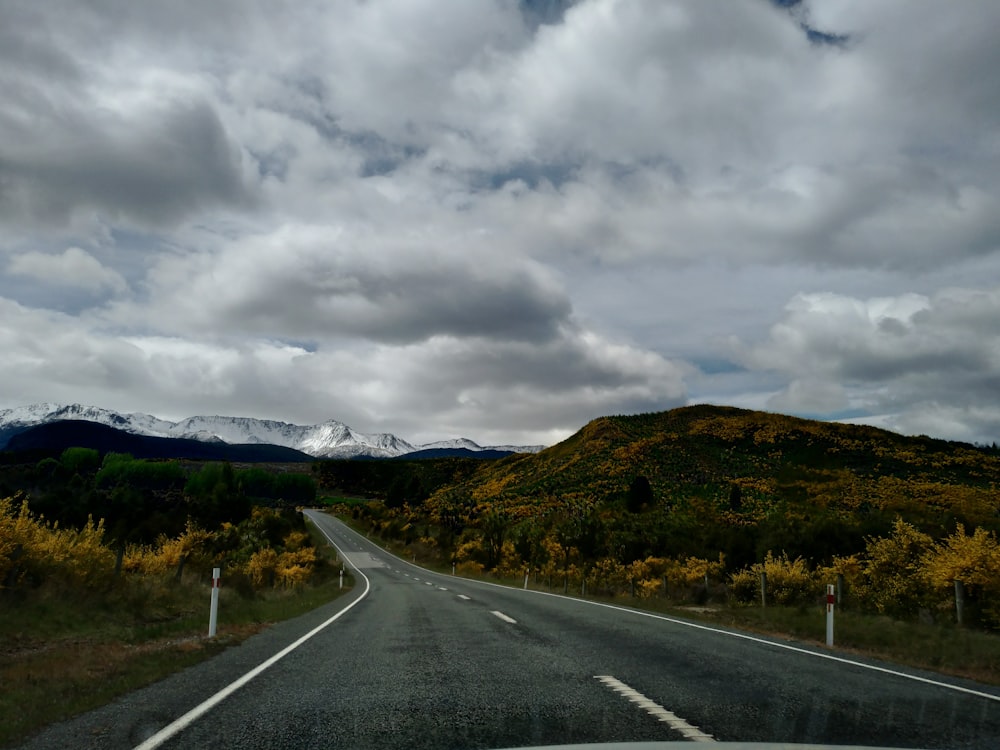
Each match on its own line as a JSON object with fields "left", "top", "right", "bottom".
{"left": 13, "top": 510, "right": 1000, "bottom": 749}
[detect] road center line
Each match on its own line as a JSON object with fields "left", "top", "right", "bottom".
{"left": 457, "top": 594, "right": 471, "bottom": 600}
{"left": 134, "top": 514, "right": 370, "bottom": 750}
{"left": 595, "top": 675, "right": 714, "bottom": 743}
{"left": 491, "top": 610, "right": 517, "bottom": 624}
{"left": 438, "top": 587, "right": 448, "bottom": 591}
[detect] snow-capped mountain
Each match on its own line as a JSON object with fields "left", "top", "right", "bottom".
{"left": 418, "top": 437, "right": 539, "bottom": 454}
{"left": 0, "top": 404, "right": 545, "bottom": 458}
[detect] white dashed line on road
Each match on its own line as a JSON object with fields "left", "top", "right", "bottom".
{"left": 457, "top": 594, "right": 471, "bottom": 601}
{"left": 490, "top": 610, "right": 517, "bottom": 624}
{"left": 595, "top": 675, "right": 714, "bottom": 742}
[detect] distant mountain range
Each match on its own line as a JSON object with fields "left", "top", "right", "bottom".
{"left": 0, "top": 404, "right": 545, "bottom": 460}
{"left": 4, "top": 420, "right": 316, "bottom": 463}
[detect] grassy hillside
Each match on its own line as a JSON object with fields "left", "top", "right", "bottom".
{"left": 322, "top": 405, "right": 1000, "bottom": 629}
{"left": 425, "top": 404, "right": 999, "bottom": 534}
{"left": 314, "top": 406, "right": 994, "bottom": 576}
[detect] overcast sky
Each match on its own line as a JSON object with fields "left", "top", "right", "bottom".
{"left": 2, "top": 0, "right": 999, "bottom": 446}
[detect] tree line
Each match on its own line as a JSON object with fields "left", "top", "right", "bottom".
{"left": 0, "top": 447, "right": 320, "bottom": 595}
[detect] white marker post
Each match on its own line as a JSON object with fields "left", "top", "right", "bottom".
{"left": 208, "top": 567, "right": 221, "bottom": 638}
{"left": 523, "top": 570, "right": 529, "bottom": 590}
{"left": 825, "top": 583, "right": 835, "bottom": 647}
{"left": 339, "top": 567, "right": 344, "bottom": 590}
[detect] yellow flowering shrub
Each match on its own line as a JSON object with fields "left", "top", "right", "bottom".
{"left": 456, "top": 560, "right": 484, "bottom": 576}
{"left": 922, "top": 524, "right": 1000, "bottom": 625}
{"left": 275, "top": 547, "right": 316, "bottom": 588}
{"left": 854, "top": 518, "right": 932, "bottom": 617}
{"left": 246, "top": 547, "right": 280, "bottom": 587}
{"left": 0, "top": 496, "right": 114, "bottom": 591}
{"left": 729, "top": 551, "right": 815, "bottom": 606}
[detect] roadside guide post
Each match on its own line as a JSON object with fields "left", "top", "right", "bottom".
{"left": 208, "top": 567, "right": 221, "bottom": 638}
{"left": 340, "top": 566, "right": 344, "bottom": 590}
{"left": 826, "top": 583, "right": 835, "bottom": 647}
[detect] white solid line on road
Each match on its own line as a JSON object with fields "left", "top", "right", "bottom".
{"left": 595, "top": 675, "right": 715, "bottom": 743}
{"left": 457, "top": 594, "right": 471, "bottom": 600}
{"left": 134, "top": 512, "right": 370, "bottom": 750}
{"left": 491, "top": 610, "right": 517, "bottom": 624}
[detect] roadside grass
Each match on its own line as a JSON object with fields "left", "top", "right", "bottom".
{"left": 0, "top": 518, "right": 351, "bottom": 748}
{"left": 679, "top": 603, "right": 1000, "bottom": 686}
{"left": 330, "top": 512, "right": 1000, "bottom": 688}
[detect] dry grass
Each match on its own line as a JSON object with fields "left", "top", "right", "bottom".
{"left": 0, "top": 520, "right": 350, "bottom": 748}
{"left": 0, "top": 629, "right": 251, "bottom": 746}
{"left": 0, "top": 604, "right": 270, "bottom": 747}
{"left": 676, "top": 603, "right": 1000, "bottom": 686}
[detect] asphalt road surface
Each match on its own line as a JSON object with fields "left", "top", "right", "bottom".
{"left": 15, "top": 510, "right": 1000, "bottom": 750}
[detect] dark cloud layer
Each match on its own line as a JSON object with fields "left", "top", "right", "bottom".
{"left": 1, "top": 97, "right": 254, "bottom": 229}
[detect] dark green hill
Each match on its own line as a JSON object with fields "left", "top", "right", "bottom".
{"left": 5, "top": 420, "right": 314, "bottom": 463}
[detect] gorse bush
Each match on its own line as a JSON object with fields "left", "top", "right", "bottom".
{"left": 0, "top": 496, "right": 113, "bottom": 592}
{"left": 852, "top": 518, "right": 933, "bottom": 617}
{"left": 721, "top": 522, "right": 1000, "bottom": 626}
{"left": 0, "top": 496, "right": 322, "bottom": 596}
{"left": 729, "top": 551, "right": 816, "bottom": 606}
{"left": 122, "top": 520, "right": 214, "bottom": 577}
{"left": 921, "top": 524, "right": 1000, "bottom": 627}
{"left": 245, "top": 536, "right": 317, "bottom": 589}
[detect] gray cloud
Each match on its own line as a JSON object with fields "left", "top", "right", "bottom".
{"left": 121, "top": 226, "right": 572, "bottom": 345}
{"left": 8, "top": 247, "right": 127, "bottom": 295}
{"left": 0, "top": 96, "right": 255, "bottom": 230}
{"left": 0, "top": 0, "right": 999, "bottom": 445}
{"left": 738, "top": 286, "right": 1000, "bottom": 443}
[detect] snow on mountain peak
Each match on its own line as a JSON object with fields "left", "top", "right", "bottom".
{"left": 0, "top": 403, "right": 545, "bottom": 457}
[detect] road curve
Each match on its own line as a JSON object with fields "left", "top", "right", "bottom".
{"left": 14, "top": 510, "right": 1000, "bottom": 749}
